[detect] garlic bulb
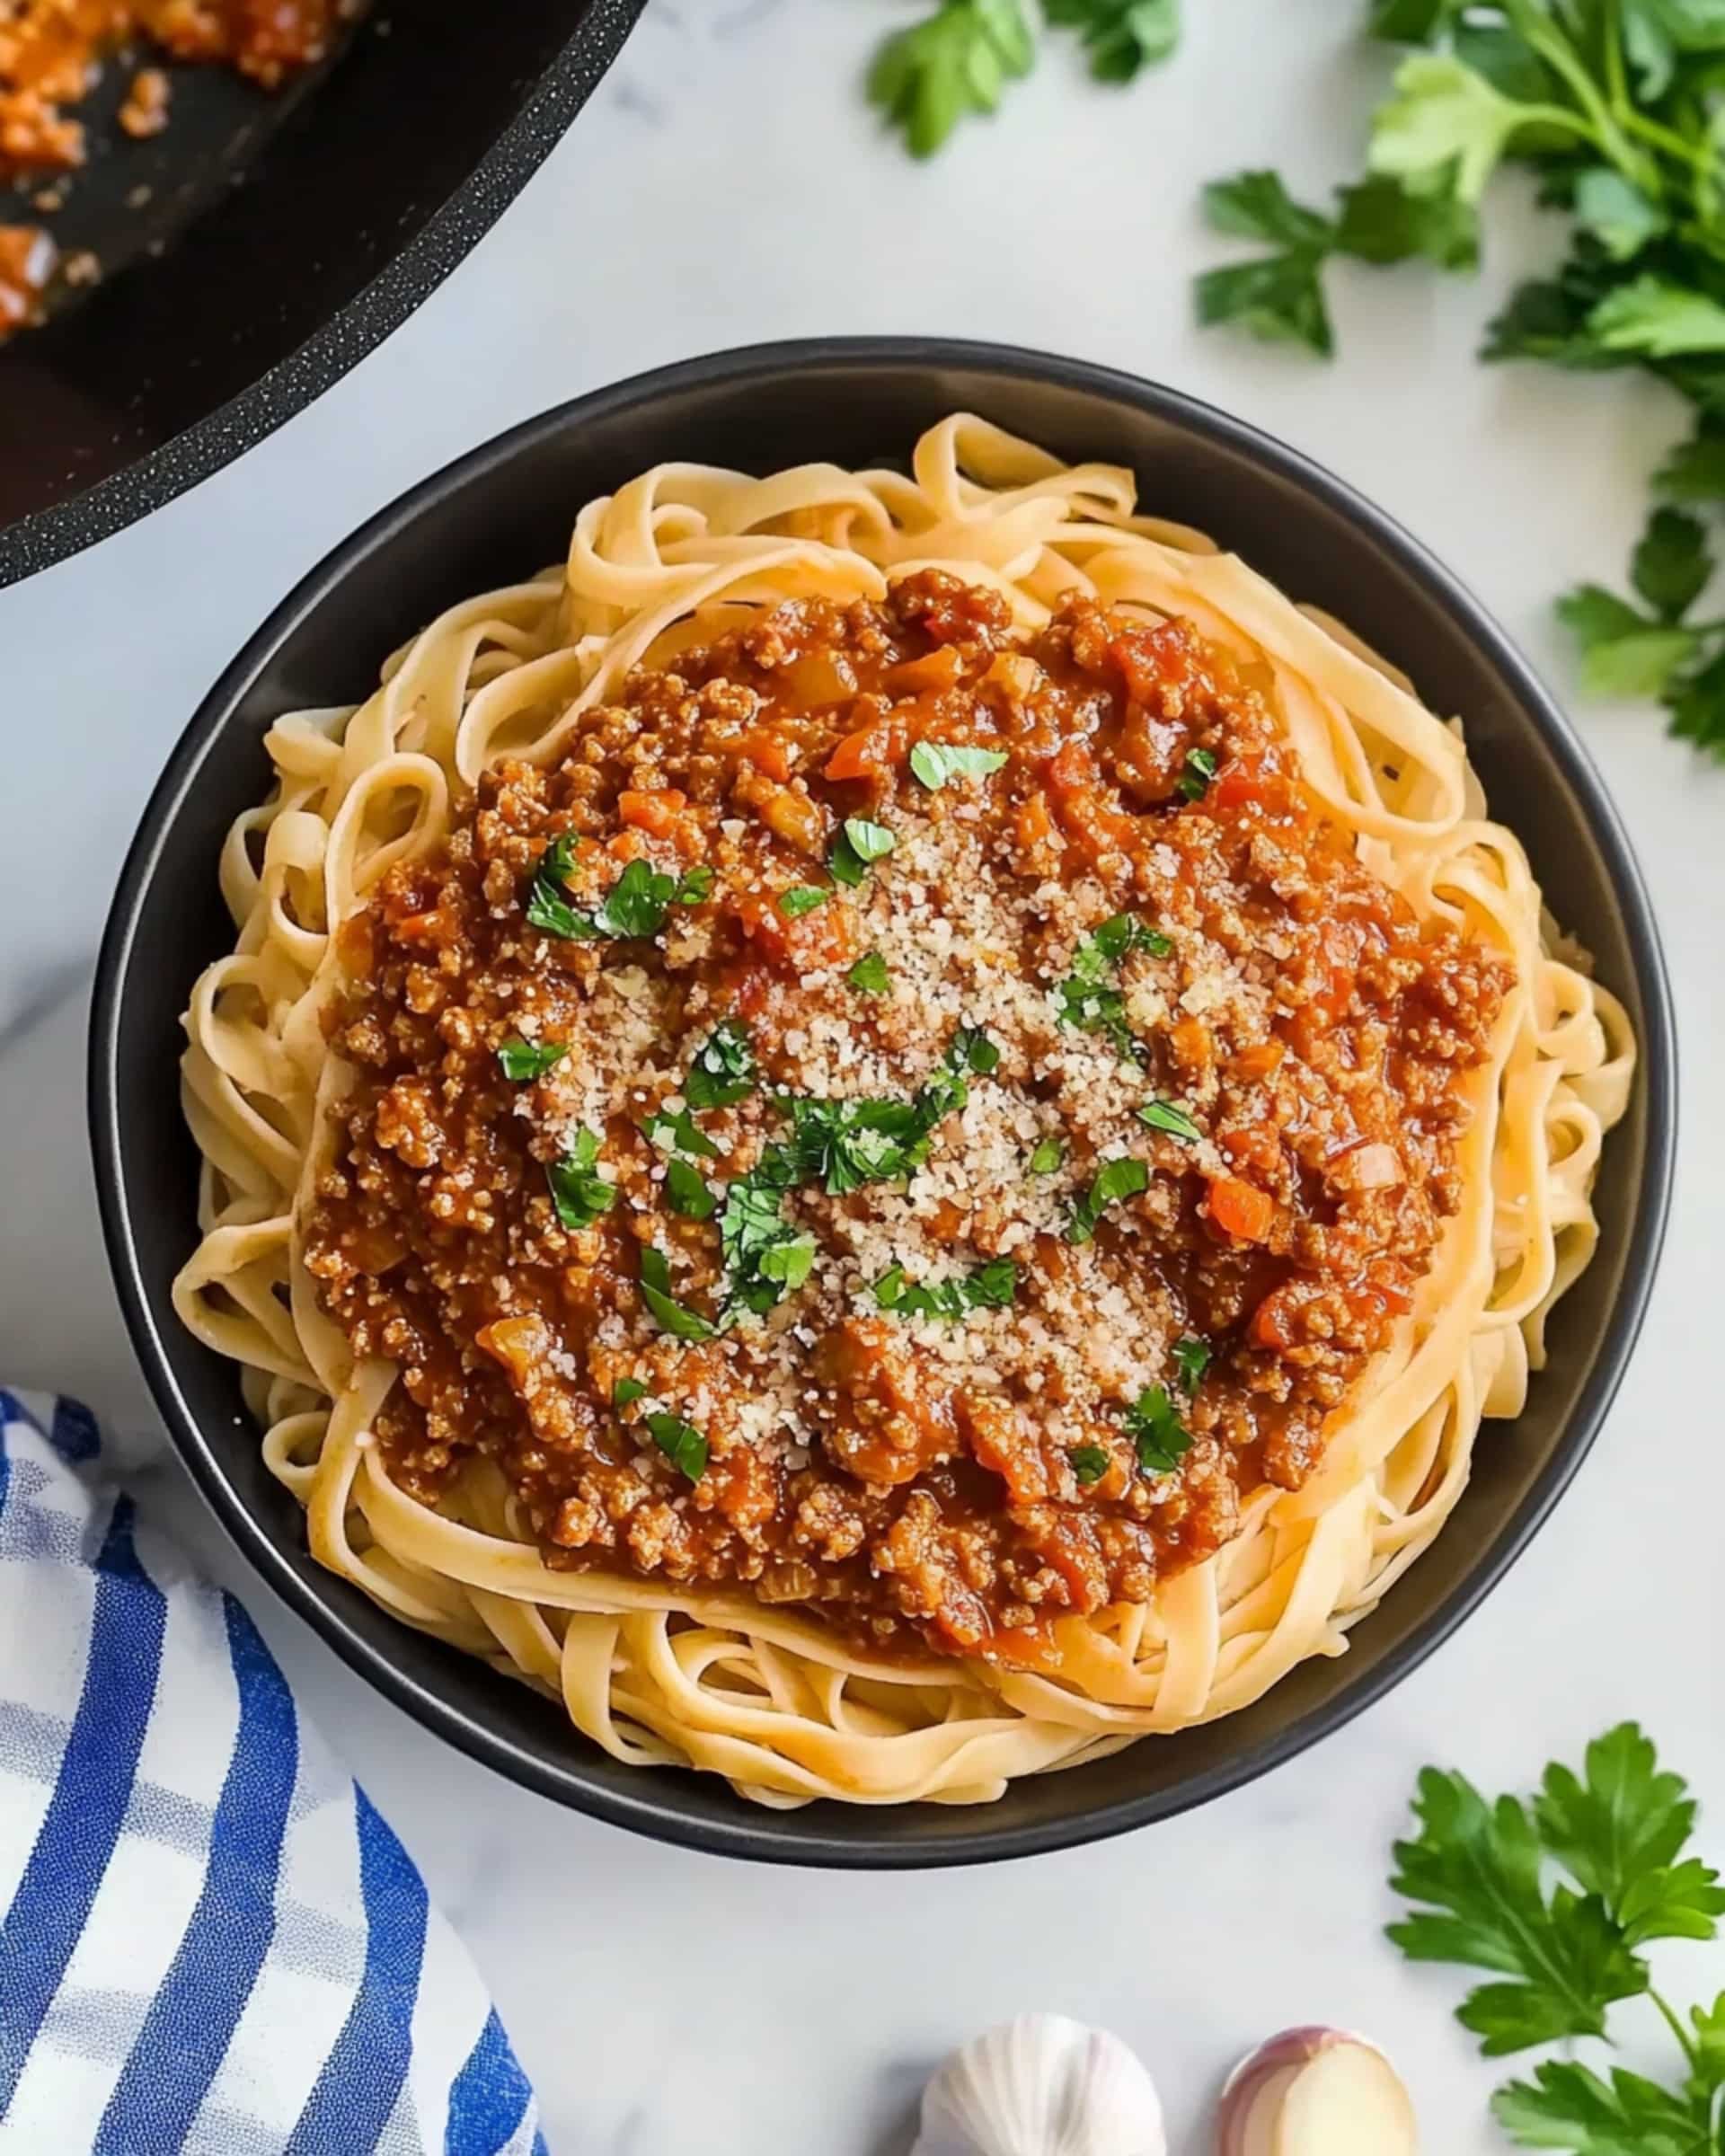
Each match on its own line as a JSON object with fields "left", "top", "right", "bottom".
{"left": 912, "top": 2012, "right": 1167, "bottom": 2156}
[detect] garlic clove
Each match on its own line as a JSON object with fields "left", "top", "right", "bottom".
{"left": 1216, "top": 2028, "right": 1417, "bottom": 2156}
{"left": 914, "top": 2012, "right": 1167, "bottom": 2156}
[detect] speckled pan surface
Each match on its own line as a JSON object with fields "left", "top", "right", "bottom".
{"left": 89, "top": 341, "right": 1676, "bottom": 1867}
{"left": 0, "top": 1, "right": 644, "bottom": 590}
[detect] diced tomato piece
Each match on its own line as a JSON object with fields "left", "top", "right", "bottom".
{"left": 886, "top": 646, "right": 964, "bottom": 695}
{"left": 1211, "top": 758, "right": 1269, "bottom": 812}
{"left": 824, "top": 724, "right": 899, "bottom": 783}
{"left": 1108, "top": 620, "right": 1199, "bottom": 704}
{"left": 1207, "top": 1175, "right": 1276, "bottom": 1244}
{"left": 618, "top": 788, "right": 687, "bottom": 837}
{"left": 1045, "top": 738, "right": 1095, "bottom": 792}
{"left": 736, "top": 729, "right": 792, "bottom": 782}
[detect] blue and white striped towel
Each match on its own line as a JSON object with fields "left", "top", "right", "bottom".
{"left": 0, "top": 1390, "right": 544, "bottom": 2156}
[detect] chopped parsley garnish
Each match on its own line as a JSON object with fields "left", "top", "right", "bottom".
{"left": 874, "top": 1258, "right": 1017, "bottom": 1321}
{"left": 830, "top": 817, "right": 897, "bottom": 887}
{"left": 1137, "top": 1099, "right": 1201, "bottom": 1144}
{"left": 638, "top": 1246, "right": 717, "bottom": 1342}
{"left": 1172, "top": 1334, "right": 1212, "bottom": 1395}
{"left": 947, "top": 1023, "right": 1000, "bottom": 1075}
{"left": 908, "top": 739, "right": 1010, "bottom": 790}
{"left": 777, "top": 1082, "right": 960, "bottom": 1197}
{"left": 714, "top": 1066, "right": 973, "bottom": 1317}
{"left": 1177, "top": 747, "right": 1218, "bottom": 801}
{"left": 1068, "top": 1444, "right": 1110, "bottom": 1486}
{"left": 717, "top": 1159, "right": 818, "bottom": 1320}
{"left": 644, "top": 1410, "right": 707, "bottom": 1482}
{"left": 1122, "top": 1383, "right": 1194, "bottom": 1475}
{"left": 1066, "top": 1156, "right": 1150, "bottom": 1246}
{"left": 1053, "top": 913, "right": 1171, "bottom": 1058}
{"left": 756, "top": 1236, "right": 817, "bottom": 1293}
{"left": 1029, "top": 1135, "right": 1066, "bottom": 1176}
{"left": 665, "top": 1156, "right": 717, "bottom": 1222}
{"left": 545, "top": 1127, "right": 615, "bottom": 1230}
{"left": 526, "top": 852, "right": 709, "bottom": 944}
{"left": 779, "top": 885, "right": 830, "bottom": 918}
{"left": 846, "top": 950, "right": 890, "bottom": 994}
{"left": 497, "top": 1037, "right": 568, "bottom": 1083}
{"left": 525, "top": 834, "right": 585, "bottom": 939}
{"left": 612, "top": 1375, "right": 647, "bottom": 1409}
{"left": 686, "top": 1020, "right": 756, "bottom": 1111}
{"left": 643, "top": 1106, "right": 720, "bottom": 1160}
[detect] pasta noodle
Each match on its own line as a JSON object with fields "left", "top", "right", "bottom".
{"left": 172, "top": 417, "right": 1632, "bottom": 1807}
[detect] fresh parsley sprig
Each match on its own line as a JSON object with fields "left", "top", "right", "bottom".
{"left": 1387, "top": 1723, "right": 1725, "bottom": 2150}
{"left": 866, "top": 0, "right": 1180, "bottom": 160}
{"left": 1197, "top": 4, "right": 1725, "bottom": 760}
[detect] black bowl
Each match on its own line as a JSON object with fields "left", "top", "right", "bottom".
{"left": 90, "top": 340, "right": 1676, "bottom": 1867}
{"left": 0, "top": 1, "right": 644, "bottom": 589}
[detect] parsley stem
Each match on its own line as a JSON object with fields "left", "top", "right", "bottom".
{"left": 1617, "top": 106, "right": 1714, "bottom": 176}
{"left": 1504, "top": 3, "right": 1650, "bottom": 187}
{"left": 1649, "top": 1984, "right": 1699, "bottom": 2072}
{"left": 1603, "top": 0, "right": 1629, "bottom": 122}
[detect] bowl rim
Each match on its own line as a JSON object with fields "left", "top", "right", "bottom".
{"left": 89, "top": 336, "right": 1678, "bottom": 1867}
{"left": 0, "top": 0, "right": 647, "bottom": 592}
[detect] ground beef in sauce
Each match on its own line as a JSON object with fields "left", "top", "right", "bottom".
{"left": 0, "top": 0, "right": 349, "bottom": 338}
{"left": 301, "top": 571, "right": 1510, "bottom": 1661}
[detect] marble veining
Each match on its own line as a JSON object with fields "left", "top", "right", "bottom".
{"left": 0, "top": 4, "right": 1716, "bottom": 2149}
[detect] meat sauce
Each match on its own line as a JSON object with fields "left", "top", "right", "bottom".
{"left": 1, "top": 0, "right": 346, "bottom": 337}
{"left": 303, "top": 572, "right": 1509, "bottom": 1660}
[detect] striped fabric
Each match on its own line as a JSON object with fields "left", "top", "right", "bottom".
{"left": 0, "top": 1392, "right": 544, "bottom": 2156}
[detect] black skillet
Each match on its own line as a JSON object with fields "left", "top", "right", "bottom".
{"left": 0, "top": 0, "right": 644, "bottom": 589}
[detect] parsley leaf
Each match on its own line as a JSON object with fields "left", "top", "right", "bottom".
{"left": 498, "top": 1038, "right": 568, "bottom": 1083}
{"left": 644, "top": 1106, "right": 720, "bottom": 1161}
{"left": 613, "top": 1375, "right": 647, "bottom": 1409}
{"left": 1535, "top": 1724, "right": 1725, "bottom": 1948}
{"left": 1556, "top": 582, "right": 1698, "bottom": 698}
{"left": 947, "top": 1023, "right": 1001, "bottom": 1074}
{"left": 1633, "top": 507, "right": 1713, "bottom": 620}
{"left": 686, "top": 1020, "right": 756, "bottom": 1111}
{"left": 644, "top": 1410, "right": 707, "bottom": 1482}
{"left": 908, "top": 739, "right": 1010, "bottom": 789}
{"left": 1491, "top": 2059, "right": 1709, "bottom": 2154}
{"left": 778, "top": 885, "right": 830, "bottom": 918}
{"left": 1044, "top": 0, "right": 1179, "bottom": 81}
{"left": 847, "top": 950, "right": 890, "bottom": 994}
{"left": 1137, "top": 1099, "right": 1201, "bottom": 1143}
{"left": 1121, "top": 1383, "right": 1193, "bottom": 1473}
{"left": 1387, "top": 1765, "right": 1649, "bottom": 2053}
{"left": 665, "top": 1156, "right": 716, "bottom": 1222}
{"left": 1066, "top": 1156, "right": 1150, "bottom": 1244}
{"left": 1176, "top": 746, "right": 1217, "bottom": 800}
{"left": 1172, "top": 1334, "right": 1211, "bottom": 1392}
{"left": 1590, "top": 275, "right": 1725, "bottom": 358}
{"left": 830, "top": 817, "right": 897, "bottom": 888}
{"left": 1656, "top": 424, "right": 1725, "bottom": 502}
{"left": 875, "top": 1257, "right": 1017, "bottom": 1321}
{"left": 1196, "top": 214, "right": 1336, "bottom": 358}
{"left": 867, "top": 0, "right": 1035, "bottom": 159}
{"left": 1665, "top": 646, "right": 1725, "bottom": 757}
{"left": 1029, "top": 1135, "right": 1066, "bottom": 1175}
{"left": 638, "top": 1246, "right": 717, "bottom": 1343}
{"left": 525, "top": 834, "right": 585, "bottom": 939}
{"left": 1367, "top": 52, "right": 1531, "bottom": 204}
{"left": 1068, "top": 1443, "right": 1111, "bottom": 1484}
{"left": 592, "top": 857, "right": 678, "bottom": 940}
{"left": 1054, "top": 914, "right": 1168, "bottom": 1058}
{"left": 545, "top": 1127, "right": 615, "bottom": 1230}
{"left": 673, "top": 864, "right": 714, "bottom": 905}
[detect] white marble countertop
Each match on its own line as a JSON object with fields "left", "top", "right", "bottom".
{"left": 2, "top": 3, "right": 1721, "bottom": 2148}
